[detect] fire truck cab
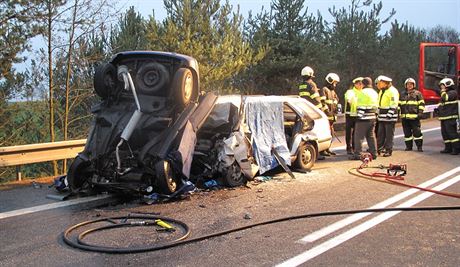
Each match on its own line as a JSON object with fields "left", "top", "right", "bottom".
{"left": 419, "top": 42, "right": 460, "bottom": 104}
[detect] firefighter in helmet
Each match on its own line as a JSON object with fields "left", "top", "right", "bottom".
{"left": 321, "top": 73, "right": 341, "bottom": 156}
{"left": 299, "top": 66, "right": 325, "bottom": 160}
{"left": 399, "top": 78, "right": 425, "bottom": 152}
{"left": 298, "top": 66, "right": 323, "bottom": 110}
{"left": 437, "top": 78, "right": 459, "bottom": 155}
{"left": 376, "top": 75, "right": 399, "bottom": 157}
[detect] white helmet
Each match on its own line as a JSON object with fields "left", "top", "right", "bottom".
{"left": 301, "top": 66, "right": 314, "bottom": 77}
{"left": 439, "top": 78, "right": 454, "bottom": 87}
{"left": 376, "top": 75, "right": 392, "bottom": 83}
{"left": 325, "top": 73, "right": 340, "bottom": 84}
{"left": 404, "top": 78, "right": 416, "bottom": 87}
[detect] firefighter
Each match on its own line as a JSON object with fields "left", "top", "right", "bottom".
{"left": 344, "top": 77, "right": 363, "bottom": 155}
{"left": 399, "top": 78, "right": 425, "bottom": 152}
{"left": 298, "top": 66, "right": 322, "bottom": 110}
{"left": 350, "top": 77, "right": 378, "bottom": 160}
{"left": 321, "top": 73, "right": 341, "bottom": 156}
{"left": 299, "top": 66, "right": 325, "bottom": 160}
{"left": 437, "top": 78, "right": 459, "bottom": 155}
{"left": 376, "top": 75, "right": 399, "bottom": 157}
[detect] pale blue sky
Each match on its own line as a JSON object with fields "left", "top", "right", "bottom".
{"left": 122, "top": 0, "right": 460, "bottom": 32}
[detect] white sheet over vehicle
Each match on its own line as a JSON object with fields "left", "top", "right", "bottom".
{"left": 244, "top": 97, "right": 291, "bottom": 174}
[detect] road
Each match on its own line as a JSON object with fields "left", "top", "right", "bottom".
{"left": 1, "top": 119, "right": 459, "bottom": 267}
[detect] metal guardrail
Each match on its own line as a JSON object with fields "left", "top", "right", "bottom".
{"left": 0, "top": 139, "right": 86, "bottom": 180}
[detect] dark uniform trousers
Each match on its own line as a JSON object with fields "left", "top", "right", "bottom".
{"left": 402, "top": 119, "right": 422, "bottom": 149}
{"left": 441, "top": 119, "right": 460, "bottom": 151}
{"left": 345, "top": 115, "right": 356, "bottom": 152}
{"left": 377, "top": 121, "right": 395, "bottom": 152}
{"left": 353, "top": 119, "right": 377, "bottom": 158}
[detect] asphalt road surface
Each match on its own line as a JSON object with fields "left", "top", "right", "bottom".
{"left": 1, "top": 119, "right": 459, "bottom": 267}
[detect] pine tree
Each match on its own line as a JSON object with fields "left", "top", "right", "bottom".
{"left": 0, "top": 0, "right": 47, "bottom": 80}
{"left": 110, "top": 6, "right": 147, "bottom": 53}
{"left": 145, "top": 0, "right": 263, "bottom": 92}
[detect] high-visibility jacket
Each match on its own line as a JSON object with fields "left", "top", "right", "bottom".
{"left": 438, "top": 87, "right": 459, "bottom": 120}
{"left": 299, "top": 80, "right": 322, "bottom": 109}
{"left": 322, "top": 85, "right": 339, "bottom": 121}
{"left": 378, "top": 85, "right": 399, "bottom": 122}
{"left": 356, "top": 87, "right": 378, "bottom": 120}
{"left": 399, "top": 89, "right": 425, "bottom": 120}
{"left": 344, "top": 87, "right": 360, "bottom": 117}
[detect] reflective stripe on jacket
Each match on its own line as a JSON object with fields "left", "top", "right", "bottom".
{"left": 323, "top": 86, "right": 339, "bottom": 121}
{"left": 438, "top": 88, "right": 459, "bottom": 120}
{"left": 356, "top": 87, "right": 378, "bottom": 120}
{"left": 399, "top": 89, "right": 425, "bottom": 120}
{"left": 378, "top": 85, "right": 399, "bottom": 122}
{"left": 299, "top": 81, "right": 322, "bottom": 109}
{"left": 344, "top": 87, "right": 360, "bottom": 117}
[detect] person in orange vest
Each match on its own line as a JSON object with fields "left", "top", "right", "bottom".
{"left": 399, "top": 78, "right": 425, "bottom": 152}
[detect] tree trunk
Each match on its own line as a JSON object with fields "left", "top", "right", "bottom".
{"left": 63, "top": 0, "right": 78, "bottom": 173}
{"left": 47, "top": 0, "right": 58, "bottom": 176}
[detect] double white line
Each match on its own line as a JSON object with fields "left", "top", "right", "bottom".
{"left": 277, "top": 166, "right": 460, "bottom": 267}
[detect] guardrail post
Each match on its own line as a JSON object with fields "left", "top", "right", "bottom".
{"left": 16, "top": 165, "right": 22, "bottom": 181}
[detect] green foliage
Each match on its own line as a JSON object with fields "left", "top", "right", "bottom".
{"left": 110, "top": 6, "right": 148, "bottom": 53}
{"left": 380, "top": 20, "right": 426, "bottom": 89}
{"left": 145, "top": 0, "right": 264, "bottom": 92}
{"left": 0, "top": 0, "right": 47, "bottom": 80}
{"left": 326, "top": 0, "right": 394, "bottom": 97}
{"left": 240, "top": 0, "right": 325, "bottom": 95}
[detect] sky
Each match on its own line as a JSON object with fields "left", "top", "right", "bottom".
{"left": 121, "top": 0, "right": 460, "bottom": 32}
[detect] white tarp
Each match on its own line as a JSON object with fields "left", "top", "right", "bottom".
{"left": 244, "top": 97, "right": 291, "bottom": 174}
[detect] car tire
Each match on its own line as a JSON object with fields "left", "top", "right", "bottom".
{"left": 222, "top": 162, "right": 246, "bottom": 187}
{"left": 67, "top": 156, "right": 92, "bottom": 192}
{"left": 172, "top": 68, "right": 198, "bottom": 108}
{"left": 155, "top": 160, "right": 178, "bottom": 194}
{"left": 94, "top": 63, "right": 117, "bottom": 98}
{"left": 135, "top": 62, "right": 169, "bottom": 94}
{"left": 294, "top": 142, "right": 316, "bottom": 171}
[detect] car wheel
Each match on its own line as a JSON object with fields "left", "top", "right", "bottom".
{"left": 294, "top": 142, "right": 316, "bottom": 171}
{"left": 135, "top": 62, "right": 169, "bottom": 94}
{"left": 155, "top": 160, "right": 178, "bottom": 194}
{"left": 67, "top": 156, "right": 92, "bottom": 192}
{"left": 94, "top": 63, "right": 116, "bottom": 98}
{"left": 222, "top": 162, "right": 246, "bottom": 187}
{"left": 172, "top": 68, "right": 198, "bottom": 107}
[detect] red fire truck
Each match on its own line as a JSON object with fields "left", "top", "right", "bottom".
{"left": 419, "top": 42, "right": 459, "bottom": 104}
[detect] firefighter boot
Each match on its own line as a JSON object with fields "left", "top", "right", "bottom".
{"left": 451, "top": 143, "right": 460, "bottom": 155}
{"left": 404, "top": 140, "right": 413, "bottom": 151}
{"left": 440, "top": 143, "right": 452, "bottom": 154}
{"left": 415, "top": 139, "right": 423, "bottom": 152}
{"left": 383, "top": 149, "right": 392, "bottom": 157}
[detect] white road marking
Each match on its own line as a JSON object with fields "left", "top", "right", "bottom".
{"left": 0, "top": 195, "right": 112, "bottom": 220}
{"left": 299, "top": 166, "right": 460, "bottom": 243}
{"left": 331, "top": 126, "right": 440, "bottom": 151}
{"left": 277, "top": 174, "right": 460, "bottom": 267}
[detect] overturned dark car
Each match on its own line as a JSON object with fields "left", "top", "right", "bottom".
{"left": 67, "top": 51, "right": 331, "bottom": 196}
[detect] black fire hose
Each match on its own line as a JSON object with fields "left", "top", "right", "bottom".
{"left": 63, "top": 205, "right": 460, "bottom": 254}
